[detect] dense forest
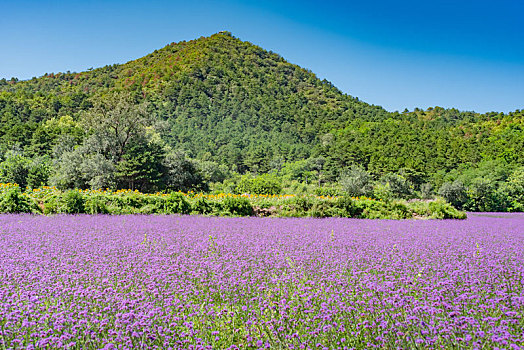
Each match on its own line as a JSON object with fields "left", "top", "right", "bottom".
{"left": 0, "top": 32, "right": 522, "bottom": 211}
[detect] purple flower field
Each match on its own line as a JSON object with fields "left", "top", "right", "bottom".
{"left": 0, "top": 214, "right": 523, "bottom": 349}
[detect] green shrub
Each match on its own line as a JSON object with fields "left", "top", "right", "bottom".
{"left": 359, "top": 200, "right": 392, "bottom": 219}
{"left": 192, "top": 197, "right": 213, "bottom": 215}
{"left": 138, "top": 204, "right": 157, "bottom": 214}
{"left": 289, "top": 196, "right": 314, "bottom": 215}
{"left": 310, "top": 200, "right": 333, "bottom": 217}
{"left": 0, "top": 187, "right": 37, "bottom": 213}
{"left": 389, "top": 202, "right": 411, "bottom": 219}
{"left": 314, "top": 186, "right": 340, "bottom": 197}
{"left": 373, "top": 183, "right": 393, "bottom": 202}
{"left": 62, "top": 190, "right": 85, "bottom": 214}
{"left": 338, "top": 166, "right": 373, "bottom": 197}
{"left": 333, "top": 196, "right": 364, "bottom": 218}
{"left": 463, "top": 178, "right": 509, "bottom": 212}
{"left": 235, "top": 174, "right": 282, "bottom": 195}
{"left": 379, "top": 173, "right": 413, "bottom": 199}
{"left": 162, "top": 192, "right": 191, "bottom": 214}
{"left": 502, "top": 167, "right": 524, "bottom": 212}
{"left": 84, "top": 196, "right": 109, "bottom": 214}
{"left": 438, "top": 180, "right": 467, "bottom": 209}
{"left": 43, "top": 195, "right": 60, "bottom": 214}
{"left": 429, "top": 199, "right": 467, "bottom": 219}
{"left": 223, "top": 197, "right": 253, "bottom": 216}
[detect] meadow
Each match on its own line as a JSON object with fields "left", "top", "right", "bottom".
{"left": 0, "top": 213, "right": 522, "bottom": 349}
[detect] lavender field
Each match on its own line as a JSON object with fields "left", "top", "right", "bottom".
{"left": 0, "top": 214, "right": 523, "bottom": 349}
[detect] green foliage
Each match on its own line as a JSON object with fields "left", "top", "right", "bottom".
{"left": 164, "top": 151, "right": 208, "bottom": 192}
{"left": 313, "top": 185, "right": 340, "bottom": 197}
{"left": 338, "top": 165, "right": 373, "bottom": 197}
{"left": 196, "top": 160, "right": 229, "bottom": 184}
{"left": 0, "top": 152, "right": 31, "bottom": 188}
{"left": 162, "top": 192, "right": 191, "bottom": 214}
{"left": 333, "top": 196, "right": 364, "bottom": 217}
{"left": 428, "top": 199, "right": 468, "bottom": 219}
{"left": 289, "top": 196, "right": 315, "bottom": 213}
{"left": 62, "top": 190, "right": 85, "bottom": 214}
{"left": 115, "top": 139, "right": 166, "bottom": 192}
{"left": 464, "top": 178, "right": 508, "bottom": 212}
{"left": 192, "top": 197, "right": 213, "bottom": 215}
{"left": 0, "top": 32, "right": 522, "bottom": 208}
{"left": 438, "top": 180, "right": 468, "bottom": 209}
{"left": 372, "top": 183, "right": 394, "bottom": 202}
{"left": 419, "top": 183, "right": 434, "bottom": 199}
{"left": 222, "top": 197, "right": 253, "bottom": 216}
{"left": 379, "top": 173, "right": 412, "bottom": 199}
{"left": 500, "top": 167, "right": 524, "bottom": 211}
{"left": 235, "top": 174, "right": 282, "bottom": 195}
{"left": 0, "top": 187, "right": 37, "bottom": 213}
{"left": 84, "top": 196, "right": 109, "bottom": 214}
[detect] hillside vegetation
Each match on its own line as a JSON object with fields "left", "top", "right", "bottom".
{"left": 0, "top": 32, "right": 522, "bottom": 211}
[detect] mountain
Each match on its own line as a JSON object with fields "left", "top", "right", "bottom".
{"left": 0, "top": 32, "right": 522, "bottom": 181}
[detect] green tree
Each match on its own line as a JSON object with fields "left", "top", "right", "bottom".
{"left": 338, "top": 165, "right": 373, "bottom": 197}
{"left": 164, "top": 151, "right": 207, "bottom": 192}
{"left": 0, "top": 152, "right": 31, "bottom": 187}
{"left": 379, "top": 173, "right": 412, "bottom": 199}
{"left": 115, "top": 139, "right": 166, "bottom": 192}
{"left": 438, "top": 180, "right": 467, "bottom": 209}
{"left": 81, "top": 92, "right": 151, "bottom": 162}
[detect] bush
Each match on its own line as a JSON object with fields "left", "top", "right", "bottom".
{"left": 223, "top": 197, "right": 253, "bottom": 216}
{"left": 464, "top": 178, "right": 508, "bottom": 212}
{"left": 373, "top": 183, "right": 393, "bottom": 202}
{"left": 84, "top": 196, "right": 109, "bottom": 214}
{"left": 438, "top": 180, "right": 467, "bottom": 209}
{"left": 62, "top": 190, "right": 85, "bottom": 214}
{"left": 235, "top": 174, "right": 282, "bottom": 195}
{"left": 428, "top": 199, "right": 467, "bottom": 219}
{"left": 192, "top": 197, "right": 213, "bottom": 215}
{"left": 314, "top": 186, "right": 340, "bottom": 197}
{"left": 310, "top": 200, "right": 333, "bottom": 218}
{"left": 379, "top": 173, "right": 412, "bottom": 199}
{"left": 162, "top": 192, "right": 191, "bottom": 214}
{"left": 389, "top": 202, "right": 411, "bottom": 219}
{"left": 0, "top": 187, "right": 37, "bottom": 213}
{"left": 419, "top": 183, "right": 434, "bottom": 199}
{"left": 339, "top": 166, "right": 373, "bottom": 197}
{"left": 289, "top": 196, "right": 314, "bottom": 214}
{"left": 333, "top": 196, "right": 364, "bottom": 218}
{"left": 500, "top": 167, "right": 524, "bottom": 212}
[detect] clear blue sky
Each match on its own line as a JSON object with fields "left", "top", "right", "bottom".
{"left": 1, "top": 0, "right": 523, "bottom": 113}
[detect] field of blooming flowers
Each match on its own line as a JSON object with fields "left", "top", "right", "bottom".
{"left": 0, "top": 213, "right": 522, "bottom": 349}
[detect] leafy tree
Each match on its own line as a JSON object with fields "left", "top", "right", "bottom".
{"left": 438, "top": 180, "right": 468, "bottom": 209}
{"left": 0, "top": 152, "right": 31, "bottom": 187}
{"left": 164, "top": 151, "right": 207, "bottom": 192}
{"left": 500, "top": 167, "right": 524, "bottom": 211}
{"left": 338, "top": 165, "right": 373, "bottom": 197}
{"left": 115, "top": 139, "right": 166, "bottom": 192}
{"left": 379, "top": 173, "right": 412, "bottom": 199}
{"left": 196, "top": 160, "right": 230, "bottom": 184}
{"left": 464, "top": 178, "right": 507, "bottom": 212}
{"left": 79, "top": 153, "right": 116, "bottom": 190}
{"left": 81, "top": 92, "right": 151, "bottom": 162}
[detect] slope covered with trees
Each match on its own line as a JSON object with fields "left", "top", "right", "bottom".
{"left": 0, "top": 32, "right": 522, "bottom": 211}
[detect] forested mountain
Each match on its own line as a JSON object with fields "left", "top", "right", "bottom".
{"left": 0, "top": 32, "right": 522, "bottom": 196}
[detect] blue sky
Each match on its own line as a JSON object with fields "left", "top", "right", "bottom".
{"left": 1, "top": 0, "right": 523, "bottom": 113}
